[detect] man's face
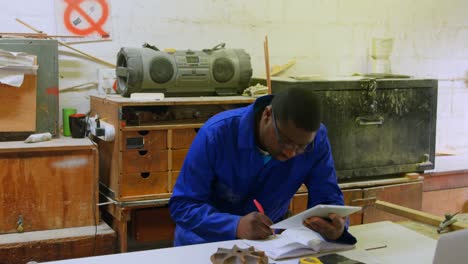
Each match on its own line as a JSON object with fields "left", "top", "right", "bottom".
{"left": 261, "top": 106, "right": 316, "bottom": 161}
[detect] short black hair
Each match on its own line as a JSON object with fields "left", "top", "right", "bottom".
{"left": 271, "top": 87, "right": 322, "bottom": 132}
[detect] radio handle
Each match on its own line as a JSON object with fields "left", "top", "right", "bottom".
{"left": 203, "top": 43, "right": 226, "bottom": 53}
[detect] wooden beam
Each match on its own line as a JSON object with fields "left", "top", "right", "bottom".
{"left": 15, "top": 18, "right": 115, "bottom": 68}
{"left": 375, "top": 200, "right": 468, "bottom": 231}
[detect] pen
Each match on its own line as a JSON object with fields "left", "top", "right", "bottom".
{"left": 253, "top": 199, "right": 276, "bottom": 237}
{"left": 253, "top": 199, "right": 265, "bottom": 214}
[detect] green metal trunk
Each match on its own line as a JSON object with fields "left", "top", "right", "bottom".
{"left": 256, "top": 78, "right": 437, "bottom": 181}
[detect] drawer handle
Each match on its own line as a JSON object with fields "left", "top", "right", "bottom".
{"left": 138, "top": 130, "right": 149, "bottom": 136}
{"left": 138, "top": 150, "right": 148, "bottom": 156}
{"left": 140, "top": 172, "right": 150, "bottom": 179}
{"left": 356, "top": 116, "right": 384, "bottom": 126}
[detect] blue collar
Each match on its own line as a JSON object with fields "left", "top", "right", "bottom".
{"left": 237, "top": 95, "right": 273, "bottom": 150}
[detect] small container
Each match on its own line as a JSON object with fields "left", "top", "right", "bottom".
{"left": 69, "top": 113, "right": 87, "bottom": 138}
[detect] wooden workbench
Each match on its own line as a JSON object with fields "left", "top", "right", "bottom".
{"left": 40, "top": 221, "right": 438, "bottom": 264}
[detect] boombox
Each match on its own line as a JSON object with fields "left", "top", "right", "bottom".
{"left": 116, "top": 43, "right": 252, "bottom": 97}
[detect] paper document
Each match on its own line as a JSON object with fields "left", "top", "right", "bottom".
{"left": 244, "top": 226, "right": 355, "bottom": 260}
{"left": 0, "top": 49, "right": 38, "bottom": 87}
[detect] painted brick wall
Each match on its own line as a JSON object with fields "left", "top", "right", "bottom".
{"left": 0, "top": 0, "right": 467, "bottom": 154}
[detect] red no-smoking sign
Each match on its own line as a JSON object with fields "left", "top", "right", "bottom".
{"left": 58, "top": 0, "right": 111, "bottom": 39}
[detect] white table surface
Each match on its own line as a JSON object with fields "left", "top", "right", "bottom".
{"left": 42, "top": 221, "right": 437, "bottom": 264}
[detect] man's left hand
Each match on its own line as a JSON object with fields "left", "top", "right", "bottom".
{"left": 303, "top": 213, "right": 344, "bottom": 240}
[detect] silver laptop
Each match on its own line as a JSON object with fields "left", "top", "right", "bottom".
{"left": 432, "top": 228, "right": 468, "bottom": 264}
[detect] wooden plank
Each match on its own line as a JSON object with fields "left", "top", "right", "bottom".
{"left": 90, "top": 96, "right": 121, "bottom": 197}
{"left": 172, "top": 149, "right": 188, "bottom": 171}
{"left": 169, "top": 171, "right": 180, "bottom": 192}
{"left": 339, "top": 176, "right": 423, "bottom": 190}
{"left": 0, "top": 137, "right": 95, "bottom": 153}
{"left": 0, "top": 74, "right": 36, "bottom": 132}
{"left": 290, "top": 193, "right": 308, "bottom": 215}
{"left": 114, "top": 193, "right": 172, "bottom": 202}
{"left": 172, "top": 128, "right": 197, "bottom": 149}
{"left": 342, "top": 189, "right": 364, "bottom": 225}
{"left": 375, "top": 200, "right": 468, "bottom": 231}
{"left": 422, "top": 187, "right": 468, "bottom": 216}
{"left": 423, "top": 170, "right": 468, "bottom": 191}
{"left": 0, "top": 147, "right": 97, "bottom": 233}
{"left": 0, "top": 222, "right": 115, "bottom": 263}
{"left": 122, "top": 122, "right": 204, "bottom": 131}
{"left": 132, "top": 207, "right": 175, "bottom": 243}
{"left": 363, "top": 181, "right": 423, "bottom": 223}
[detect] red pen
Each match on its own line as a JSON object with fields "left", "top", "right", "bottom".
{"left": 253, "top": 199, "right": 265, "bottom": 214}
{"left": 253, "top": 199, "right": 275, "bottom": 236}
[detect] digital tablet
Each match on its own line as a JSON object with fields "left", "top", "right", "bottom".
{"left": 271, "top": 204, "right": 362, "bottom": 229}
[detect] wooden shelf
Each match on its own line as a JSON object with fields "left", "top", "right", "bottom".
{"left": 122, "top": 121, "right": 205, "bottom": 131}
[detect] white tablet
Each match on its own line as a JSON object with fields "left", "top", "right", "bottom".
{"left": 271, "top": 204, "right": 362, "bottom": 229}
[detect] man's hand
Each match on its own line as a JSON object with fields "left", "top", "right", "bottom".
{"left": 303, "top": 213, "right": 345, "bottom": 240}
{"left": 236, "top": 212, "right": 273, "bottom": 240}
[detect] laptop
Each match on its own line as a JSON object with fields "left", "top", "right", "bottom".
{"left": 432, "top": 228, "right": 468, "bottom": 264}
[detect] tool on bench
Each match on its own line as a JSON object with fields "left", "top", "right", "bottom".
{"left": 437, "top": 212, "right": 459, "bottom": 234}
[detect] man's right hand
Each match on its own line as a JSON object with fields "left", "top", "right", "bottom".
{"left": 236, "top": 212, "right": 273, "bottom": 240}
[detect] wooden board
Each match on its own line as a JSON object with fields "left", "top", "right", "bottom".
{"left": 0, "top": 74, "right": 36, "bottom": 132}
{"left": 0, "top": 137, "right": 95, "bottom": 153}
{"left": 342, "top": 188, "right": 364, "bottom": 225}
{"left": 132, "top": 207, "right": 175, "bottom": 243}
{"left": 362, "top": 181, "right": 423, "bottom": 223}
{"left": 423, "top": 170, "right": 468, "bottom": 192}
{"left": 0, "top": 222, "right": 115, "bottom": 264}
{"left": 375, "top": 200, "right": 468, "bottom": 231}
{"left": 422, "top": 187, "right": 468, "bottom": 216}
{"left": 0, "top": 142, "right": 98, "bottom": 233}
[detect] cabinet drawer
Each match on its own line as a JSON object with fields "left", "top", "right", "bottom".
{"left": 169, "top": 171, "right": 180, "bottom": 192}
{"left": 122, "top": 150, "right": 168, "bottom": 173}
{"left": 171, "top": 129, "right": 197, "bottom": 149}
{"left": 120, "top": 171, "right": 169, "bottom": 199}
{"left": 122, "top": 130, "right": 167, "bottom": 150}
{"left": 171, "top": 149, "right": 189, "bottom": 171}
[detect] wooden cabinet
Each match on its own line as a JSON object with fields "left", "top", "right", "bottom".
{"left": 422, "top": 170, "right": 468, "bottom": 215}
{"left": 290, "top": 176, "right": 424, "bottom": 226}
{"left": 91, "top": 95, "right": 254, "bottom": 202}
{"left": 0, "top": 138, "right": 98, "bottom": 234}
{"left": 91, "top": 95, "right": 254, "bottom": 252}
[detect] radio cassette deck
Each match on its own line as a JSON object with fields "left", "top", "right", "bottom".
{"left": 116, "top": 43, "right": 252, "bottom": 97}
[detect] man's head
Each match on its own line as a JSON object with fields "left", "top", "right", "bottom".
{"left": 257, "top": 87, "right": 321, "bottom": 161}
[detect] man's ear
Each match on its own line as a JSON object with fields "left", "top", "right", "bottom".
{"left": 264, "top": 105, "right": 273, "bottom": 118}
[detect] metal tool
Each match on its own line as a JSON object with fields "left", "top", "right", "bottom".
{"left": 437, "top": 212, "right": 459, "bottom": 233}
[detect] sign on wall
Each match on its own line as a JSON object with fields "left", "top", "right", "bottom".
{"left": 55, "top": 0, "right": 112, "bottom": 42}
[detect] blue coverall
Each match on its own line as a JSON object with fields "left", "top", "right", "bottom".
{"left": 169, "top": 95, "right": 354, "bottom": 246}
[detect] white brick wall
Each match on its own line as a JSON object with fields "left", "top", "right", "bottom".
{"left": 0, "top": 0, "right": 467, "bottom": 153}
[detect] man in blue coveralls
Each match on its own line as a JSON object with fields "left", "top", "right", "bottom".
{"left": 169, "top": 87, "right": 356, "bottom": 246}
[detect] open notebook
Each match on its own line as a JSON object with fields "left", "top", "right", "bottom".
{"left": 244, "top": 226, "right": 355, "bottom": 260}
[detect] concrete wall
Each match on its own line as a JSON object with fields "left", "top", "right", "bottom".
{"left": 0, "top": 0, "right": 467, "bottom": 154}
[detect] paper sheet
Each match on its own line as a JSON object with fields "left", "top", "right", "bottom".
{"left": 0, "top": 49, "right": 38, "bottom": 87}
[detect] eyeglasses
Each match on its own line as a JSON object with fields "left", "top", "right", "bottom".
{"left": 271, "top": 110, "right": 314, "bottom": 154}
